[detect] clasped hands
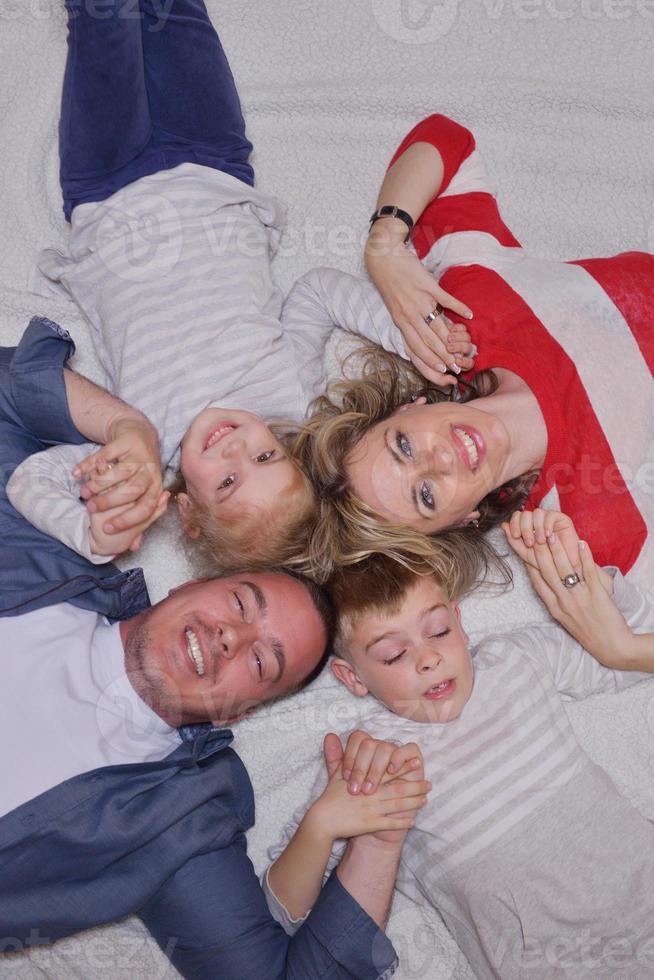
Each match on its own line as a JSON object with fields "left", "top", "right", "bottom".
{"left": 503, "top": 508, "right": 636, "bottom": 670}
{"left": 308, "top": 730, "right": 431, "bottom": 847}
{"left": 365, "top": 227, "right": 476, "bottom": 387}
{"left": 73, "top": 417, "right": 168, "bottom": 556}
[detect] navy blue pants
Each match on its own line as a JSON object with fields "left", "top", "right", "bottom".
{"left": 59, "top": 0, "right": 254, "bottom": 220}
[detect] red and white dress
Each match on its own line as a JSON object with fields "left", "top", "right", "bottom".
{"left": 283, "top": 115, "right": 654, "bottom": 582}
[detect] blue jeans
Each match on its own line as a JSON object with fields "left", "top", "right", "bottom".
{"left": 59, "top": 0, "right": 254, "bottom": 220}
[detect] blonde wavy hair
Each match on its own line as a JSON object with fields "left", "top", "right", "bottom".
{"left": 169, "top": 426, "right": 319, "bottom": 576}
{"left": 291, "top": 346, "right": 536, "bottom": 586}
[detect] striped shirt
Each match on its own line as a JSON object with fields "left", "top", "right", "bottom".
{"left": 11, "top": 164, "right": 402, "bottom": 561}
{"left": 281, "top": 116, "right": 654, "bottom": 581}
{"left": 265, "top": 571, "right": 654, "bottom": 979}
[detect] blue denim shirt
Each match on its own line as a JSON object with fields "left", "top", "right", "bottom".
{"left": 0, "top": 317, "right": 150, "bottom": 620}
{"left": 0, "top": 319, "right": 398, "bottom": 979}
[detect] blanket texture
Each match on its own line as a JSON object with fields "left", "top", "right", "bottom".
{"left": 1, "top": 1, "right": 652, "bottom": 977}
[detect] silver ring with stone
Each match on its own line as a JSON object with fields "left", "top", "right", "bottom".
{"left": 562, "top": 573, "right": 580, "bottom": 589}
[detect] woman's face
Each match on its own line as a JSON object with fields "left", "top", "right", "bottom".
{"left": 345, "top": 398, "right": 511, "bottom": 532}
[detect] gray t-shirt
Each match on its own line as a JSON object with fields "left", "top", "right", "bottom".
{"left": 265, "top": 571, "right": 654, "bottom": 979}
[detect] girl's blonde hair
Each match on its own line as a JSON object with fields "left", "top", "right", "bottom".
{"left": 292, "top": 345, "right": 534, "bottom": 586}
{"left": 170, "top": 428, "right": 319, "bottom": 576}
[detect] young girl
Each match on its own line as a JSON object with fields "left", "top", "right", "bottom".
{"left": 8, "top": 2, "right": 475, "bottom": 571}
{"left": 263, "top": 511, "right": 654, "bottom": 978}
{"left": 282, "top": 114, "right": 654, "bottom": 582}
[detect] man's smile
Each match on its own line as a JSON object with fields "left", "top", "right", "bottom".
{"left": 185, "top": 628, "right": 205, "bottom": 676}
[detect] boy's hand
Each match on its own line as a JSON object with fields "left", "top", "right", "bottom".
{"left": 364, "top": 242, "right": 475, "bottom": 385}
{"left": 88, "top": 492, "right": 169, "bottom": 556}
{"left": 310, "top": 734, "right": 430, "bottom": 845}
{"left": 503, "top": 509, "right": 581, "bottom": 571}
{"left": 73, "top": 418, "right": 163, "bottom": 536}
{"left": 340, "top": 729, "right": 423, "bottom": 795}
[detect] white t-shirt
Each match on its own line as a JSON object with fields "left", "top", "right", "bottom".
{"left": 0, "top": 603, "right": 180, "bottom": 818}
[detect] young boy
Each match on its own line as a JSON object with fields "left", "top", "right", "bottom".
{"left": 263, "top": 511, "right": 654, "bottom": 979}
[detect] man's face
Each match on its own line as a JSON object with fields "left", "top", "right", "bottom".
{"left": 120, "top": 572, "right": 327, "bottom": 726}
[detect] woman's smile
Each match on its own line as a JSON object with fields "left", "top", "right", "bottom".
{"left": 346, "top": 400, "right": 509, "bottom": 532}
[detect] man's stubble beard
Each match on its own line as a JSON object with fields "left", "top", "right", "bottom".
{"left": 123, "top": 610, "right": 186, "bottom": 727}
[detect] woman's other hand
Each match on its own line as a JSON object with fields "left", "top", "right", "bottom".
{"left": 504, "top": 508, "right": 581, "bottom": 571}
{"left": 365, "top": 227, "right": 475, "bottom": 386}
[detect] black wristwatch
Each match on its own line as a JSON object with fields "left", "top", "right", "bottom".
{"left": 369, "top": 205, "right": 414, "bottom": 243}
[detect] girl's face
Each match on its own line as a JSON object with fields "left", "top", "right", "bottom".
{"left": 345, "top": 398, "right": 511, "bottom": 532}
{"left": 179, "top": 408, "right": 302, "bottom": 521}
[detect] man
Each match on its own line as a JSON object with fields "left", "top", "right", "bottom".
{"left": 0, "top": 318, "right": 401, "bottom": 978}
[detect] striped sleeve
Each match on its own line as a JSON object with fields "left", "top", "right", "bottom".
{"left": 263, "top": 764, "right": 347, "bottom": 935}
{"left": 6, "top": 443, "right": 115, "bottom": 564}
{"left": 388, "top": 114, "right": 521, "bottom": 257}
{"left": 387, "top": 114, "right": 478, "bottom": 195}
{"left": 508, "top": 571, "right": 654, "bottom": 699}
{"left": 282, "top": 266, "right": 409, "bottom": 401}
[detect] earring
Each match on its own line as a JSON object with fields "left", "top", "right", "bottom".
{"left": 469, "top": 519, "right": 479, "bottom": 529}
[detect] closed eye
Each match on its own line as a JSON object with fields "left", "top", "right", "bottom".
{"left": 233, "top": 591, "right": 246, "bottom": 619}
{"left": 383, "top": 651, "right": 406, "bottom": 666}
{"left": 429, "top": 628, "right": 451, "bottom": 640}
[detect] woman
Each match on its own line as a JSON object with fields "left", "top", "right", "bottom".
{"left": 285, "top": 115, "right": 654, "bottom": 583}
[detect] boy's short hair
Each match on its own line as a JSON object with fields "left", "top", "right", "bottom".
{"left": 328, "top": 554, "right": 448, "bottom": 663}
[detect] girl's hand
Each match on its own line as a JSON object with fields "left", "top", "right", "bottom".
{"left": 503, "top": 508, "right": 582, "bottom": 571}
{"left": 365, "top": 241, "right": 475, "bottom": 386}
{"left": 73, "top": 418, "right": 163, "bottom": 536}
{"left": 340, "top": 729, "right": 423, "bottom": 795}
{"left": 307, "top": 760, "right": 430, "bottom": 846}
{"left": 88, "top": 491, "right": 170, "bottom": 556}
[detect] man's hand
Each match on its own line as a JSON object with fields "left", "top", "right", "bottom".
{"left": 365, "top": 236, "right": 475, "bottom": 386}
{"left": 339, "top": 729, "right": 423, "bottom": 795}
{"left": 313, "top": 733, "right": 429, "bottom": 844}
{"left": 73, "top": 418, "right": 164, "bottom": 537}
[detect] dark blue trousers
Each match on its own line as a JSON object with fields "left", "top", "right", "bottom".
{"left": 59, "top": 0, "right": 254, "bottom": 220}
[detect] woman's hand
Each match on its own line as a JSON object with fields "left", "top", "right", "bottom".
{"left": 365, "top": 231, "right": 475, "bottom": 386}
{"left": 73, "top": 418, "right": 164, "bottom": 537}
{"left": 505, "top": 516, "right": 636, "bottom": 669}
{"left": 504, "top": 508, "right": 582, "bottom": 570}
{"left": 88, "top": 492, "right": 170, "bottom": 556}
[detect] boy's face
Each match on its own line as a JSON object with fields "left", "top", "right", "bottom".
{"left": 332, "top": 577, "right": 473, "bottom": 724}
{"left": 179, "top": 408, "right": 303, "bottom": 522}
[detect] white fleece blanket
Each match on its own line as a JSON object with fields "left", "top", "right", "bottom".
{"left": 1, "top": 1, "right": 653, "bottom": 977}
